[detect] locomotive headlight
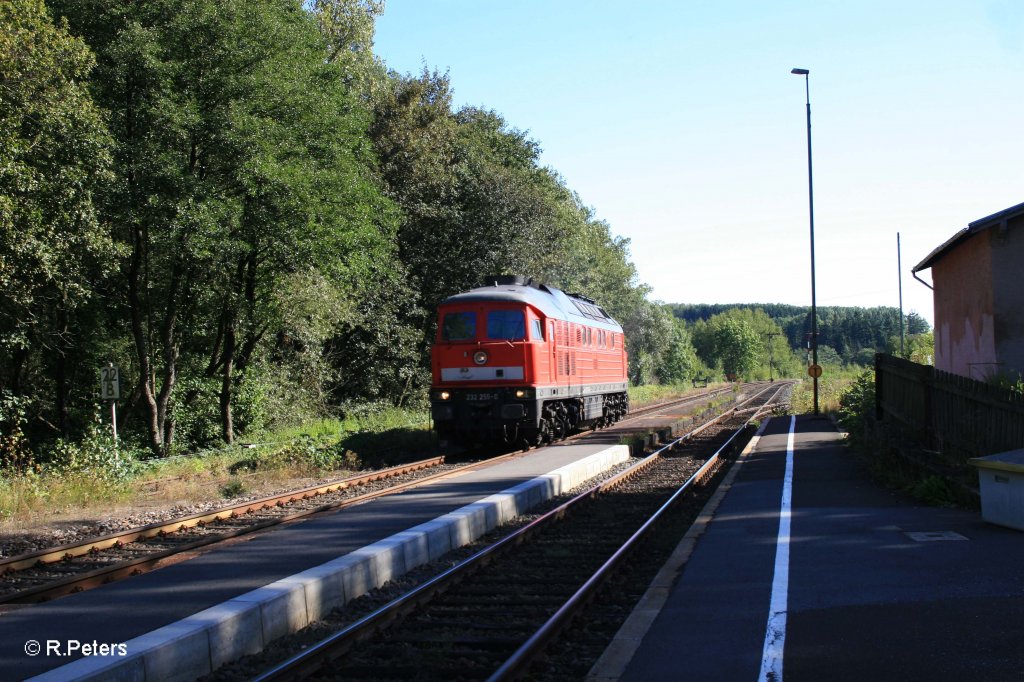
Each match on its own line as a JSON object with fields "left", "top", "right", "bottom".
{"left": 515, "top": 389, "right": 526, "bottom": 398}
{"left": 473, "top": 350, "right": 488, "bottom": 365}
{"left": 438, "top": 391, "right": 450, "bottom": 400}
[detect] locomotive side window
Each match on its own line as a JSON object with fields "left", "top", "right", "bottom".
{"left": 532, "top": 319, "right": 544, "bottom": 340}
{"left": 442, "top": 312, "right": 476, "bottom": 341}
{"left": 487, "top": 310, "right": 526, "bottom": 340}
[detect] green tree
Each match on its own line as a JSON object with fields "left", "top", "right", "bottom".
{"left": 659, "top": 317, "right": 701, "bottom": 384}
{"left": 52, "top": 0, "right": 398, "bottom": 452}
{"left": 906, "top": 332, "right": 934, "bottom": 365}
{"left": 889, "top": 331, "right": 934, "bottom": 365}
{"left": 906, "top": 311, "right": 930, "bottom": 335}
{"left": 0, "top": 0, "right": 114, "bottom": 436}
{"left": 693, "top": 315, "right": 762, "bottom": 379}
{"left": 615, "top": 301, "right": 672, "bottom": 384}
{"left": 691, "top": 308, "right": 797, "bottom": 380}
{"left": 714, "top": 318, "right": 760, "bottom": 378}
{"left": 815, "top": 345, "right": 843, "bottom": 367}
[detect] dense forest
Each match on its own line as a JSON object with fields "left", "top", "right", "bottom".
{"left": 672, "top": 304, "right": 931, "bottom": 366}
{"left": 0, "top": 0, "right": 931, "bottom": 463}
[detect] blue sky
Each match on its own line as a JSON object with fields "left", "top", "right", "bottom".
{"left": 373, "top": 1, "right": 1024, "bottom": 324}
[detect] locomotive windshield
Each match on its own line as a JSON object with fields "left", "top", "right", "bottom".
{"left": 487, "top": 310, "right": 525, "bottom": 340}
{"left": 441, "top": 311, "right": 476, "bottom": 341}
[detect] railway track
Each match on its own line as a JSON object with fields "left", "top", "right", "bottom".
{"left": 0, "top": 457, "right": 485, "bottom": 605}
{"left": 245, "top": 382, "right": 791, "bottom": 681}
{"left": 0, "top": 384, "right": 744, "bottom": 607}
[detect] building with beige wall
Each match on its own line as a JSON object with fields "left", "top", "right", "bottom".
{"left": 913, "top": 201, "right": 1024, "bottom": 381}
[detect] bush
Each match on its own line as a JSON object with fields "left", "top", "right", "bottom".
{"left": 0, "top": 391, "right": 32, "bottom": 472}
{"left": 837, "top": 370, "right": 875, "bottom": 440}
{"left": 909, "top": 475, "right": 957, "bottom": 506}
{"left": 219, "top": 479, "right": 247, "bottom": 498}
{"left": 44, "top": 413, "right": 143, "bottom": 484}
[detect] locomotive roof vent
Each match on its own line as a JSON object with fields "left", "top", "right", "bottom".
{"left": 486, "top": 275, "right": 542, "bottom": 289}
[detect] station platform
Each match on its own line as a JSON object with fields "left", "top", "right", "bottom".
{"left": 595, "top": 415, "right": 1024, "bottom": 682}
{"left": 2, "top": 442, "right": 629, "bottom": 680}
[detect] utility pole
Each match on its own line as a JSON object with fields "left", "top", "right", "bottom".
{"left": 898, "top": 232, "right": 905, "bottom": 357}
{"left": 766, "top": 332, "right": 780, "bottom": 381}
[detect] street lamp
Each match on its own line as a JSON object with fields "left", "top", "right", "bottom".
{"left": 791, "top": 67, "right": 819, "bottom": 415}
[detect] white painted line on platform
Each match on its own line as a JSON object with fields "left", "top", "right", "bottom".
{"left": 587, "top": 417, "right": 773, "bottom": 681}
{"left": 759, "top": 415, "right": 795, "bottom": 682}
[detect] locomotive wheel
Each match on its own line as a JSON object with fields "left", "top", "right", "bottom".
{"left": 540, "top": 418, "right": 553, "bottom": 444}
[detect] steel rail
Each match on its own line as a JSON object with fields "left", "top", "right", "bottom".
{"left": 0, "top": 452, "right": 543, "bottom": 605}
{"left": 623, "top": 384, "right": 736, "bottom": 420}
{"left": 0, "top": 384, "right": 746, "bottom": 604}
{"left": 250, "top": 386, "right": 784, "bottom": 682}
{"left": 488, "top": 411, "right": 762, "bottom": 681}
{"left": 484, "top": 383, "right": 792, "bottom": 679}
{"left": 0, "top": 383, "right": 781, "bottom": 608}
{"left": 0, "top": 457, "right": 444, "bottom": 574}
{"left": 1, "top": 382, "right": 739, "bottom": 575}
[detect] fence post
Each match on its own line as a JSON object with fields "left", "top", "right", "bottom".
{"left": 874, "top": 353, "right": 884, "bottom": 421}
{"left": 923, "top": 363, "right": 935, "bottom": 450}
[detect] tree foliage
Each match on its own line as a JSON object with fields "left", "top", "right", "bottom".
{"left": 675, "top": 302, "right": 931, "bottom": 367}
{"left": 1, "top": 0, "right": 678, "bottom": 459}
{"left": 0, "top": 0, "right": 114, "bottom": 435}
{"left": 40, "top": 0, "right": 401, "bottom": 453}
{"left": 3, "top": 0, "right": 917, "bottom": 464}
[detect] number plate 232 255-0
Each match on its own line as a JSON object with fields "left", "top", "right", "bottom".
{"left": 465, "top": 393, "right": 497, "bottom": 402}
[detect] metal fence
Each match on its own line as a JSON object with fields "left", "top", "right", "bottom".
{"left": 875, "top": 354, "right": 1024, "bottom": 462}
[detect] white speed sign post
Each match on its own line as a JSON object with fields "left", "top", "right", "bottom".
{"left": 100, "top": 363, "right": 120, "bottom": 443}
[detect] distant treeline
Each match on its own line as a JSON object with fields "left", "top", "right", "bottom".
{"left": 671, "top": 304, "right": 930, "bottom": 365}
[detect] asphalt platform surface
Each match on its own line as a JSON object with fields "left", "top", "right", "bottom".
{"left": 617, "top": 415, "right": 1024, "bottom": 682}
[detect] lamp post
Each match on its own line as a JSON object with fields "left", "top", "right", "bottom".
{"left": 791, "top": 67, "right": 819, "bottom": 416}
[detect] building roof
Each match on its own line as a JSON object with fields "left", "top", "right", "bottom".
{"left": 913, "top": 199, "right": 1024, "bottom": 273}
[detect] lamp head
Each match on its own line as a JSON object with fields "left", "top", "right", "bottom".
{"left": 791, "top": 68, "right": 809, "bottom": 75}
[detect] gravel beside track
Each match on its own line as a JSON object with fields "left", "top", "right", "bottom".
{"left": 0, "top": 460, "right": 467, "bottom": 601}
{"left": 200, "top": 456, "right": 645, "bottom": 682}
{"left": 0, "top": 471, "right": 402, "bottom": 559}
{"left": 305, "top": 428, "right": 736, "bottom": 681}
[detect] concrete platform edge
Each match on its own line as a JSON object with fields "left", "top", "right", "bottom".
{"left": 585, "top": 420, "right": 771, "bottom": 681}
{"left": 29, "top": 445, "right": 630, "bottom": 682}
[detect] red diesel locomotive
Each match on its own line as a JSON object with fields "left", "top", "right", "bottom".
{"left": 430, "top": 276, "right": 629, "bottom": 446}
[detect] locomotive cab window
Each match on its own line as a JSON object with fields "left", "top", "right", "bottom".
{"left": 531, "top": 319, "right": 544, "bottom": 340}
{"left": 487, "top": 310, "right": 526, "bottom": 340}
{"left": 441, "top": 311, "right": 476, "bottom": 341}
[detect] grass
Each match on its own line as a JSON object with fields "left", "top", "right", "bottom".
{"left": 628, "top": 381, "right": 730, "bottom": 409}
{"left": 0, "top": 406, "right": 435, "bottom": 531}
{"left": 0, "top": 384, "right": 740, "bottom": 531}
{"left": 789, "top": 365, "right": 866, "bottom": 415}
